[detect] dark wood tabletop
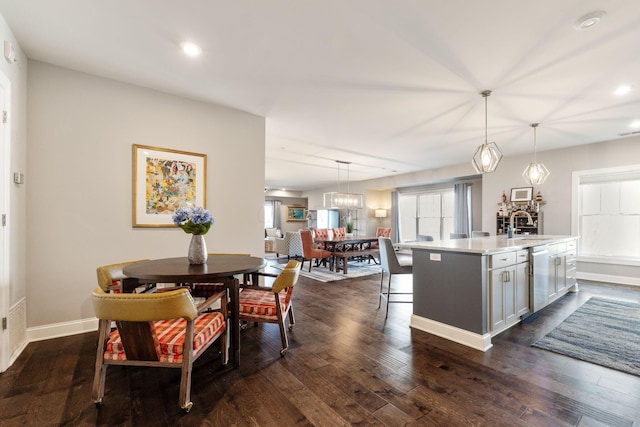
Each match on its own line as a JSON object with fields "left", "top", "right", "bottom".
{"left": 313, "top": 236, "right": 378, "bottom": 244}
{"left": 122, "top": 255, "right": 266, "bottom": 368}
{"left": 314, "top": 236, "right": 379, "bottom": 252}
{"left": 122, "top": 255, "right": 266, "bottom": 283}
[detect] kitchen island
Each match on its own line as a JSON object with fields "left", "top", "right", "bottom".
{"left": 399, "top": 235, "right": 578, "bottom": 351}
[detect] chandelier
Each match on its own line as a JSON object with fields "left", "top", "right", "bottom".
{"left": 472, "top": 90, "right": 503, "bottom": 174}
{"left": 323, "top": 161, "right": 363, "bottom": 209}
{"left": 522, "top": 123, "right": 550, "bottom": 185}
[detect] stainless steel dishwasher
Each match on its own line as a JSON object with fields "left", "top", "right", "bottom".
{"left": 531, "top": 245, "right": 550, "bottom": 312}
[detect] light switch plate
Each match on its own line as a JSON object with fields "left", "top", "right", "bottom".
{"left": 430, "top": 253, "right": 441, "bottom": 261}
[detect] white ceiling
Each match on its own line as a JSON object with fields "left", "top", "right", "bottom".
{"left": 1, "top": 0, "right": 639, "bottom": 191}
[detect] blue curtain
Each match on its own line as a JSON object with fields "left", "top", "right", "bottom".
{"left": 454, "top": 183, "right": 471, "bottom": 235}
{"left": 273, "top": 200, "right": 282, "bottom": 230}
{"left": 391, "top": 191, "right": 399, "bottom": 242}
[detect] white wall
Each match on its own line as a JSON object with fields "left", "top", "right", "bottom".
{"left": 26, "top": 61, "right": 265, "bottom": 328}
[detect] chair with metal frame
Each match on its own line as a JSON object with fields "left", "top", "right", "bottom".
{"left": 96, "top": 259, "right": 150, "bottom": 293}
{"left": 238, "top": 259, "right": 301, "bottom": 356}
{"left": 450, "top": 233, "right": 469, "bottom": 239}
{"left": 91, "top": 287, "right": 228, "bottom": 412}
{"left": 378, "top": 237, "right": 413, "bottom": 318}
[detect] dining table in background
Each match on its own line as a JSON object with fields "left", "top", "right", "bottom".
{"left": 122, "top": 255, "right": 267, "bottom": 368}
{"left": 313, "top": 235, "right": 380, "bottom": 273}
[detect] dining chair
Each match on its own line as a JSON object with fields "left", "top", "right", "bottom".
{"left": 96, "top": 259, "right": 150, "bottom": 293}
{"left": 370, "top": 227, "right": 392, "bottom": 250}
{"left": 450, "top": 233, "right": 469, "bottom": 239}
{"left": 332, "top": 227, "right": 346, "bottom": 238}
{"left": 313, "top": 228, "right": 330, "bottom": 249}
{"left": 238, "top": 259, "right": 301, "bottom": 356}
{"left": 300, "top": 229, "right": 332, "bottom": 272}
{"left": 378, "top": 237, "right": 413, "bottom": 318}
{"left": 91, "top": 287, "right": 228, "bottom": 413}
{"left": 471, "top": 231, "right": 490, "bottom": 237}
{"left": 417, "top": 234, "right": 434, "bottom": 241}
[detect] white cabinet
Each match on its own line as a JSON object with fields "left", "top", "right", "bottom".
{"left": 547, "top": 240, "right": 578, "bottom": 301}
{"left": 489, "top": 249, "right": 530, "bottom": 333}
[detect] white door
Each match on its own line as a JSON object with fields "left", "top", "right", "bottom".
{"left": 0, "top": 74, "right": 10, "bottom": 373}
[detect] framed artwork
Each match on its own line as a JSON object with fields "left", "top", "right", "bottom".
{"left": 132, "top": 144, "right": 207, "bottom": 227}
{"left": 287, "top": 206, "right": 306, "bottom": 222}
{"left": 510, "top": 187, "right": 533, "bottom": 202}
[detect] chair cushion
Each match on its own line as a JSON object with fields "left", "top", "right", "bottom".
{"left": 239, "top": 289, "right": 290, "bottom": 320}
{"left": 104, "top": 312, "right": 225, "bottom": 363}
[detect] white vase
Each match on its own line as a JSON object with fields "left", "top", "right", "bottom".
{"left": 188, "top": 234, "right": 208, "bottom": 264}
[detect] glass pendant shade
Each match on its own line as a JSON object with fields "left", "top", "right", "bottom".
{"left": 522, "top": 123, "right": 550, "bottom": 185}
{"left": 472, "top": 90, "right": 502, "bottom": 174}
{"left": 472, "top": 141, "right": 503, "bottom": 173}
{"left": 323, "top": 192, "right": 363, "bottom": 209}
{"left": 323, "top": 160, "right": 363, "bottom": 209}
{"left": 523, "top": 162, "right": 550, "bottom": 185}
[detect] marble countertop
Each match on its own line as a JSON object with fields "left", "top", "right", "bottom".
{"left": 397, "top": 235, "right": 578, "bottom": 255}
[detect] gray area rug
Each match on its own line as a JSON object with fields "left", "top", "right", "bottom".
{"left": 533, "top": 297, "right": 640, "bottom": 377}
{"left": 272, "top": 261, "right": 381, "bottom": 282}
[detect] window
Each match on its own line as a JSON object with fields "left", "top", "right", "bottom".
{"left": 398, "top": 189, "right": 454, "bottom": 241}
{"left": 573, "top": 165, "right": 640, "bottom": 261}
{"left": 264, "top": 201, "right": 275, "bottom": 229}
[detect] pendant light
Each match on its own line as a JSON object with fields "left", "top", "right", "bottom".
{"left": 323, "top": 160, "right": 363, "bottom": 209}
{"left": 472, "top": 90, "right": 503, "bottom": 173}
{"left": 522, "top": 123, "right": 550, "bottom": 185}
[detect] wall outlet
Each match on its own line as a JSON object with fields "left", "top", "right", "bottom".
{"left": 13, "top": 172, "right": 24, "bottom": 184}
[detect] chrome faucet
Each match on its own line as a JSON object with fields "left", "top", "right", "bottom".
{"left": 510, "top": 210, "right": 534, "bottom": 234}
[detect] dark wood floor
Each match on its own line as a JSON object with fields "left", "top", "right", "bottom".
{"left": 2, "top": 261, "right": 640, "bottom": 426}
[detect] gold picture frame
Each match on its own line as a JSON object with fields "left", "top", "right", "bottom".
{"left": 132, "top": 144, "right": 206, "bottom": 227}
{"left": 287, "top": 206, "right": 306, "bottom": 222}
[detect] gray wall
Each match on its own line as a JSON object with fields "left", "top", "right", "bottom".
{"left": 26, "top": 61, "right": 266, "bottom": 328}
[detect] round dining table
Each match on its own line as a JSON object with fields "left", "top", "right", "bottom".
{"left": 122, "top": 255, "right": 267, "bottom": 368}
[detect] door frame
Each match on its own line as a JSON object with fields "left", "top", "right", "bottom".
{"left": 0, "top": 70, "right": 11, "bottom": 372}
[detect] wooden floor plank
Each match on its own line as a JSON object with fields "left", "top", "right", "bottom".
{"left": 1, "top": 268, "right": 640, "bottom": 426}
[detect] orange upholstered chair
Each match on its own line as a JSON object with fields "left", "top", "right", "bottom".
{"left": 300, "top": 229, "right": 332, "bottom": 272}
{"left": 238, "top": 260, "right": 301, "bottom": 357}
{"left": 332, "top": 227, "right": 346, "bottom": 238}
{"left": 91, "top": 287, "right": 228, "bottom": 412}
{"left": 314, "top": 228, "right": 329, "bottom": 240}
{"left": 370, "top": 227, "right": 392, "bottom": 250}
{"left": 376, "top": 227, "right": 392, "bottom": 238}
{"left": 313, "top": 228, "right": 329, "bottom": 249}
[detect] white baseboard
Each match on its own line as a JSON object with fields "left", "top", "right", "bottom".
{"left": 27, "top": 317, "right": 98, "bottom": 343}
{"left": 410, "top": 314, "right": 493, "bottom": 352}
{"left": 577, "top": 272, "right": 640, "bottom": 287}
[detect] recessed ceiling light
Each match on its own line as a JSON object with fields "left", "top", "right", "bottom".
{"left": 614, "top": 85, "right": 632, "bottom": 96}
{"left": 573, "top": 10, "right": 606, "bottom": 30}
{"left": 180, "top": 42, "right": 202, "bottom": 57}
{"left": 630, "top": 120, "right": 640, "bottom": 129}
